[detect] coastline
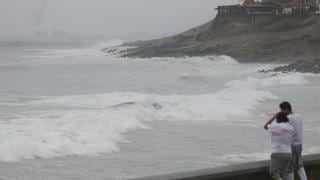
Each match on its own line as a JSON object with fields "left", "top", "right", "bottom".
{"left": 269, "top": 60, "right": 320, "bottom": 74}
{"left": 111, "top": 15, "right": 320, "bottom": 73}
{"left": 257, "top": 59, "right": 320, "bottom": 74}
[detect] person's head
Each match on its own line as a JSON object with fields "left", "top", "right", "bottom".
{"left": 279, "top": 101, "right": 292, "bottom": 114}
{"left": 276, "top": 112, "right": 289, "bottom": 123}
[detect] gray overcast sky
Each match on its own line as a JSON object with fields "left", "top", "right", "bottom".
{"left": 0, "top": 0, "right": 240, "bottom": 36}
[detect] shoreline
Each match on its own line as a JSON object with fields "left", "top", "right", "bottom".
{"left": 260, "top": 59, "right": 320, "bottom": 74}
{"left": 116, "top": 15, "right": 320, "bottom": 65}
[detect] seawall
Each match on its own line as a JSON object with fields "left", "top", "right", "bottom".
{"left": 130, "top": 153, "right": 320, "bottom": 180}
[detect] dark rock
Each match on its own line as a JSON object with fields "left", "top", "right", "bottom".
{"left": 119, "top": 15, "right": 320, "bottom": 63}
{"left": 268, "top": 59, "right": 320, "bottom": 74}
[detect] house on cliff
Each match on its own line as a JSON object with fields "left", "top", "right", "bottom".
{"left": 216, "top": 0, "right": 320, "bottom": 16}
{"left": 242, "top": 0, "right": 276, "bottom": 15}
{"left": 264, "top": 0, "right": 320, "bottom": 15}
{"left": 216, "top": 0, "right": 277, "bottom": 17}
{"left": 215, "top": 5, "right": 243, "bottom": 16}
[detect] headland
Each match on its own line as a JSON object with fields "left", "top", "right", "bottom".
{"left": 114, "top": 0, "right": 320, "bottom": 73}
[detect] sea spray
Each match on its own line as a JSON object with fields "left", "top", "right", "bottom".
{"left": 0, "top": 72, "right": 307, "bottom": 162}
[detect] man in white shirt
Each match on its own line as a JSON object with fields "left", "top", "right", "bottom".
{"left": 266, "top": 112, "right": 294, "bottom": 180}
{"left": 264, "top": 102, "right": 308, "bottom": 180}
{"left": 279, "top": 102, "right": 307, "bottom": 180}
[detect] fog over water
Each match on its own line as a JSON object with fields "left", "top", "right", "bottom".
{"left": 0, "top": 41, "right": 319, "bottom": 180}
{"left": 0, "top": 0, "right": 239, "bottom": 37}
{"left": 1, "top": 1, "right": 319, "bottom": 180}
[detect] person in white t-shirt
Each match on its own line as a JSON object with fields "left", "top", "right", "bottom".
{"left": 266, "top": 112, "right": 294, "bottom": 180}
{"left": 264, "top": 102, "right": 308, "bottom": 180}
{"left": 280, "top": 102, "right": 308, "bottom": 180}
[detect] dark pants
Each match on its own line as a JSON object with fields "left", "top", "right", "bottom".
{"left": 270, "top": 153, "right": 292, "bottom": 180}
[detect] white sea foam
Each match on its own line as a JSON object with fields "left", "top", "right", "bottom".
{"left": 226, "top": 72, "right": 307, "bottom": 89}
{"left": 127, "top": 55, "right": 239, "bottom": 64}
{"left": 216, "top": 152, "right": 270, "bottom": 163}
{"left": 304, "top": 146, "right": 320, "bottom": 155}
{"left": 24, "top": 40, "right": 123, "bottom": 60}
{"left": 0, "top": 108, "right": 151, "bottom": 162}
{"left": 0, "top": 71, "right": 308, "bottom": 162}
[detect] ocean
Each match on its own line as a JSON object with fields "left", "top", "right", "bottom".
{"left": 0, "top": 40, "right": 319, "bottom": 180}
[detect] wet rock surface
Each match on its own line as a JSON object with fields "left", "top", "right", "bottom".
{"left": 269, "top": 60, "right": 320, "bottom": 74}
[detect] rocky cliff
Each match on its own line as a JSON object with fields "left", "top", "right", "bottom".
{"left": 122, "top": 15, "right": 320, "bottom": 63}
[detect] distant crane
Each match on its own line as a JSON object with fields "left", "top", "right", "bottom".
{"left": 35, "top": 0, "right": 48, "bottom": 31}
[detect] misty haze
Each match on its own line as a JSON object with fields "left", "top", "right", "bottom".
{"left": 0, "top": 0, "right": 235, "bottom": 40}
{"left": 0, "top": 0, "right": 320, "bottom": 180}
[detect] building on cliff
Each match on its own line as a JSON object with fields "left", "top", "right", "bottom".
{"left": 264, "top": 0, "right": 320, "bottom": 15}
{"left": 216, "top": 0, "right": 320, "bottom": 16}
{"left": 216, "top": 0, "right": 276, "bottom": 17}
{"left": 216, "top": 5, "right": 243, "bottom": 16}
{"left": 242, "top": 0, "right": 276, "bottom": 15}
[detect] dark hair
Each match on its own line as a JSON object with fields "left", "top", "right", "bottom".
{"left": 279, "top": 101, "right": 292, "bottom": 112}
{"left": 276, "top": 112, "right": 289, "bottom": 123}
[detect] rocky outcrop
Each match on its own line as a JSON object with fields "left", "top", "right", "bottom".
{"left": 121, "top": 15, "right": 320, "bottom": 63}
{"left": 260, "top": 59, "right": 320, "bottom": 74}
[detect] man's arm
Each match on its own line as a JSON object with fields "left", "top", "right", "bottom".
{"left": 264, "top": 112, "right": 279, "bottom": 130}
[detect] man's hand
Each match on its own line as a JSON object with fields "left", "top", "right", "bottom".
{"left": 264, "top": 112, "right": 279, "bottom": 130}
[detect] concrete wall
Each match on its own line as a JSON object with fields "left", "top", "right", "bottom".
{"left": 130, "top": 153, "right": 320, "bottom": 180}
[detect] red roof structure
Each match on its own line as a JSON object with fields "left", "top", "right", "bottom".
{"left": 242, "top": 0, "right": 257, "bottom": 7}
